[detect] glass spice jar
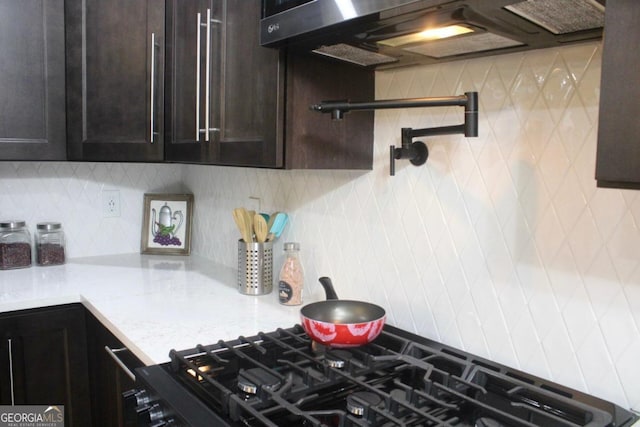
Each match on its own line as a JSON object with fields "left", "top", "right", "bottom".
{"left": 35, "top": 222, "right": 66, "bottom": 266}
{"left": 278, "top": 242, "right": 304, "bottom": 305}
{"left": 0, "top": 220, "right": 32, "bottom": 270}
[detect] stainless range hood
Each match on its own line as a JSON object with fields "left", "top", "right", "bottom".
{"left": 260, "top": 0, "right": 605, "bottom": 69}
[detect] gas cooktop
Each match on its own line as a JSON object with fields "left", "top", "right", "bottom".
{"left": 129, "top": 324, "right": 638, "bottom": 426}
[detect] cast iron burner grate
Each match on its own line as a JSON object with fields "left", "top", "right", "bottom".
{"left": 167, "top": 325, "right": 634, "bottom": 427}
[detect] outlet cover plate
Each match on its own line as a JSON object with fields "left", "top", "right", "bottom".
{"left": 102, "top": 189, "right": 121, "bottom": 217}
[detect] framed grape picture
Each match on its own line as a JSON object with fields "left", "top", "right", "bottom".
{"left": 141, "top": 193, "right": 194, "bottom": 255}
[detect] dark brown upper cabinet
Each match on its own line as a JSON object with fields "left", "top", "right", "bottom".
{"left": 596, "top": 0, "right": 640, "bottom": 188}
{"left": 65, "top": 0, "right": 165, "bottom": 162}
{"left": 284, "top": 53, "right": 374, "bottom": 170}
{"left": 60, "top": 0, "right": 373, "bottom": 168}
{"left": 165, "top": 1, "right": 374, "bottom": 169}
{"left": 165, "top": 0, "right": 284, "bottom": 167}
{"left": 0, "top": 0, "right": 66, "bottom": 160}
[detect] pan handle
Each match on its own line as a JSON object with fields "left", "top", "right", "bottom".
{"left": 318, "top": 277, "right": 339, "bottom": 300}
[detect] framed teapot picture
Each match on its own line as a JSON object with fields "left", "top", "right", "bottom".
{"left": 141, "top": 193, "right": 194, "bottom": 255}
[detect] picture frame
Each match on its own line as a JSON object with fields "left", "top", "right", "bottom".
{"left": 141, "top": 193, "right": 194, "bottom": 255}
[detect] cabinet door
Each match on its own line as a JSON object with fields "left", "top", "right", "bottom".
{"left": 166, "top": 0, "right": 283, "bottom": 167}
{"left": 0, "top": 305, "right": 92, "bottom": 427}
{"left": 66, "top": 0, "right": 165, "bottom": 161}
{"left": 217, "top": 0, "right": 283, "bottom": 167}
{"left": 595, "top": 0, "right": 640, "bottom": 188}
{"left": 165, "top": 0, "right": 220, "bottom": 163}
{"left": 285, "top": 53, "right": 374, "bottom": 170}
{"left": 0, "top": 0, "right": 66, "bottom": 160}
{"left": 85, "top": 311, "right": 143, "bottom": 427}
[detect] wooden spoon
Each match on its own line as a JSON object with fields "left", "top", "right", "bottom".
{"left": 243, "top": 209, "right": 255, "bottom": 242}
{"left": 232, "top": 208, "right": 252, "bottom": 243}
{"left": 253, "top": 214, "right": 268, "bottom": 243}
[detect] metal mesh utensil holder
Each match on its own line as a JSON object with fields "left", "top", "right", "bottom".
{"left": 238, "top": 240, "right": 273, "bottom": 295}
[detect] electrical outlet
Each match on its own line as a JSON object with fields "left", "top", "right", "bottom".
{"left": 102, "top": 190, "right": 121, "bottom": 217}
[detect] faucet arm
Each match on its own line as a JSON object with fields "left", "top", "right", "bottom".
{"left": 403, "top": 124, "right": 466, "bottom": 144}
{"left": 310, "top": 94, "right": 471, "bottom": 116}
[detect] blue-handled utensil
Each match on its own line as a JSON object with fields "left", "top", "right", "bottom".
{"left": 267, "top": 212, "right": 288, "bottom": 241}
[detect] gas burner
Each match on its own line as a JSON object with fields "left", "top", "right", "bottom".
{"left": 346, "top": 391, "right": 384, "bottom": 416}
{"left": 237, "top": 367, "right": 281, "bottom": 395}
{"left": 325, "top": 349, "right": 353, "bottom": 369}
{"left": 161, "top": 325, "right": 638, "bottom": 427}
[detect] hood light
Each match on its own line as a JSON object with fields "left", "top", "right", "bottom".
{"left": 379, "top": 25, "right": 473, "bottom": 48}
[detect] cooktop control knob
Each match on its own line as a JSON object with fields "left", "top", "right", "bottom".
{"left": 123, "top": 388, "right": 151, "bottom": 407}
{"left": 136, "top": 403, "right": 166, "bottom": 425}
{"left": 123, "top": 388, "right": 153, "bottom": 424}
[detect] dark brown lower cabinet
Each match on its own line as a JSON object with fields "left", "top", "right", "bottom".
{"left": 86, "top": 311, "right": 144, "bottom": 427}
{"left": 0, "top": 304, "right": 144, "bottom": 427}
{"left": 0, "top": 304, "right": 92, "bottom": 426}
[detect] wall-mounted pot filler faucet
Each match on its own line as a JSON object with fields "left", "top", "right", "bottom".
{"left": 310, "top": 92, "right": 478, "bottom": 176}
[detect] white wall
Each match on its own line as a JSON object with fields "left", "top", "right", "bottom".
{"left": 1, "top": 41, "right": 638, "bottom": 410}
{"left": 185, "top": 41, "right": 640, "bottom": 410}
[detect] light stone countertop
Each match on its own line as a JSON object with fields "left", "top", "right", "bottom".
{"left": 0, "top": 254, "right": 301, "bottom": 365}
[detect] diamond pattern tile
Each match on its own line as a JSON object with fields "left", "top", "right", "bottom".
{"left": 1, "top": 41, "right": 639, "bottom": 411}
{"left": 0, "top": 162, "right": 184, "bottom": 257}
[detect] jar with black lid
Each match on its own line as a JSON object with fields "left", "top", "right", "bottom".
{"left": 35, "top": 222, "right": 66, "bottom": 266}
{"left": 0, "top": 220, "right": 32, "bottom": 269}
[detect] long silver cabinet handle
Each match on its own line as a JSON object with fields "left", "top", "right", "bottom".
{"left": 205, "top": 8, "right": 211, "bottom": 142}
{"left": 196, "top": 12, "right": 202, "bottom": 142}
{"left": 8, "top": 338, "right": 15, "bottom": 405}
{"left": 104, "top": 345, "right": 136, "bottom": 381}
{"left": 150, "top": 32, "right": 156, "bottom": 144}
{"left": 209, "top": 10, "right": 222, "bottom": 136}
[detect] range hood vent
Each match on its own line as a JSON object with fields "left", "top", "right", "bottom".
{"left": 313, "top": 44, "right": 400, "bottom": 67}
{"left": 402, "top": 32, "right": 524, "bottom": 59}
{"left": 505, "top": 0, "right": 605, "bottom": 35}
{"left": 261, "top": 0, "right": 606, "bottom": 69}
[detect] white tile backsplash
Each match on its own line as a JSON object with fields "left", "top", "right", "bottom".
{"left": 0, "top": 162, "right": 185, "bottom": 256}
{"left": 1, "top": 41, "right": 639, "bottom": 411}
